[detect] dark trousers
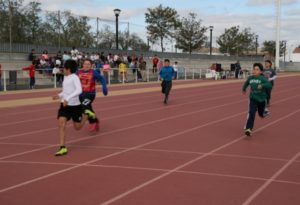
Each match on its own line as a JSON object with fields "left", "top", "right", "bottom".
{"left": 80, "top": 94, "right": 97, "bottom": 124}
{"left": 161, "top": 80, "right": 172, "bottom": 100}
{"left": 265, "top": 88, "right": 272, "bottom": 105}
{"left": 30, "top": 77, "right": 35, "bottom": 89}
{"left": 235, "top": 69, "right": 241, "bottom": 79}
{"left": 245, "top": 99, "right": 266, "bottom": 130}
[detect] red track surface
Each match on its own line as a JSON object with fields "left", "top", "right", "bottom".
{"left": 0, "top": 76, "right": 300, "bottom": 205}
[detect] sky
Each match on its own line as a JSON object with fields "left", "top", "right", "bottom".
{"left": 27, "top": 0, "right": 300, "bottom": 52}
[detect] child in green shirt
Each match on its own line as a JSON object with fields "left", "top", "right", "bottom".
{"left": 242, "top": 63, "right": 272, "bottom": 136}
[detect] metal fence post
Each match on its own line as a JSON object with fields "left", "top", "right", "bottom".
{"left": 108, "top": 71, "right": 111, "bottom": 85}
{"left": 135, "top": 69, "right": 138, "bottom": 83}
{"left": 147, "top": 67, "right": 149, "bottom": 82}
{"left": 54, "top": 74, "right": 57, "bottom": 88}
{"left": 3, "top": 70, "right": 7, "bottom": 92}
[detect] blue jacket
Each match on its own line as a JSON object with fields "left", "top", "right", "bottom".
{"left": 159, "top": 66, "right": 174, "bottom": 81}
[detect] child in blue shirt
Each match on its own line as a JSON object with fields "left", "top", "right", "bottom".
{"left": 159, "top": 59, "right": 175, "bottom": 104}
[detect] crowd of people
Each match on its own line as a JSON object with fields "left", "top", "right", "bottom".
{"left": 23, "top": 47, "right": 175, "bottom": 88}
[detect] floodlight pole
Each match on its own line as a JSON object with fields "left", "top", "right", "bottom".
{"left": 275, "top": 0, "right": 281, "bottom": 70}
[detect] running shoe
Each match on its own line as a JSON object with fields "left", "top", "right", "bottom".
{"left": 84, "top": 109, "right": 96, "bottom": 119}
{"left": 244, "top": 129, "right": 252, "bottom": 136}
{"left": 263, "top": 111, "right": 270, "bottom": 118}
{"left": 55, "top": 146, "right": 68, "bottom": 156}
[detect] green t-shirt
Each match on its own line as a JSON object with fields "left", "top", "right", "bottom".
{"left": 242, "top": 74, "right": 272, "bottom": 102}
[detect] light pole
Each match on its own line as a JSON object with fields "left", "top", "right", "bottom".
{"left": 275, "top": 0, "right": 281, "bottom": 70}
{"left": 255, "top": 35, "right": 258, "bottom": 56}
{"left": 283, "top": 40, "right": 287, "bottom": 66}
{"left": 113, "top": 8, "right": 121, "bottom": 50}
{"left": 209, "top": 26, "right": 214, "bottom": 56}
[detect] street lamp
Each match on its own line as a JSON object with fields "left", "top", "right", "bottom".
{"left": 283, "top": 40, "right": 287, "bottom": 66}
{"left": 113, "top": 8, "right": 121, "bottom": 50}
{"left": 255, "top": 35, "right": 258, "bottom": 56}
{"left": 209, "top": 26, "right": 214, "bottom": 56}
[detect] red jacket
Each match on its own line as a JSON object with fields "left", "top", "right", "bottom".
{"left": 22, "top": 64, "right": 35, "bottom": 77}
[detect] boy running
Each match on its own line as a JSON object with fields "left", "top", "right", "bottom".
{"left": 78, "top": 59, "right": 108, "bottom": 132}
{"left": 159, "top": 59, "right": 175, "bottom": 105}
{"left": 263, "top": 60, "right": 277, "bottom": 109}
{"left": 53, "top": 60, "right": 88, "bottom": 156}
{"left": 243, "top": 63, "right": 272, "bottom": 136}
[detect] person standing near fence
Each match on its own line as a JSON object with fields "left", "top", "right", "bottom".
{"left": 22, "top": 62, "right": 36, "bottom": 89}
{"left": 234, "top": 61, "right": 242, "bottom": 79}
{"left": 159, "top": 59, "right": 175, "bottom": 105}
{"left": 152, "top": 54, "right": 159, "bottom": 73}
{"left": 173, "top": 61, "right": 178, "bottom": 80}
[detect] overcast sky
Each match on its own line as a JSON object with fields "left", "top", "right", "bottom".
{"left": 29, "top": 0, "right": 300, "bottom": 50}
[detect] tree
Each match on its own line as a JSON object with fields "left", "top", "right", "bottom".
{"left": 175, "top": 13, "right": 207, "bottom": 54}
{"left": 217, "top": 26, "right": 257, "bottom": 56}
{"left": 262, "top": 40, "right": 285, "bottom": 57}
{"left": 23, "top": 1, "right": 42, "bottom": 44}
{"left": 0, "top": 0, "right": 28, "bottom": 43}
{"left": 145, "top": 4, "right": 180, "bottom": 52}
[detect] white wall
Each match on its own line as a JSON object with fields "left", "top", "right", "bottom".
{"left": 291, "top": 54, "right": 300, "bottom": 62}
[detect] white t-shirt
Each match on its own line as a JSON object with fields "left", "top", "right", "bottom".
{"left": 52, "top": 67, "right": 60, "bottom": 75}
{"left": 173, "top": 64, "right": 178, "bottom": 72}
{"left": 58, "top": 74, "right": 82, "bottom": 106}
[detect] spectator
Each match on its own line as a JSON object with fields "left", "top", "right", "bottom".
{"left": 173, "top": 61, "right": 178, "bottom": 79}
{"left": 234, "top": 61, "right": 242, "bottom": 79}
{"left": 52, "top": 64, "right": 63, "bottom": 85}
{"left": 22, "top": 62, "right": 36, "bottom": 89}
{"left": 152, "top": 54, "right": 159, "bottom": 73}
{"left": 118, "top": 61, "right": 128, "bottom": 82}
{"left": 102, "top": 61, "right": 111, "bottom": 83}
{"left": 71, "top": 46, "right": 79, "bottom": 57}
{"left": 28, "top": 49, "right": 36, "bottom": 61}
{"left": 41, "top": 50, "right": 49, "bottom": 61}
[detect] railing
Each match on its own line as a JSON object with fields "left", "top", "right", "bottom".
{"left": 0, "top": 66, "right": 250, "bottom": 92}
{"left": 0, "top": 42, "right": 264, "bottom": 61}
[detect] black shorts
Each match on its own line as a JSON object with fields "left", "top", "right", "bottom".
{"left": 80, "top": 94, "right": 95, "bottom": 111}
{"left": 57, "top": 103, "right": 83, "bottom": 122}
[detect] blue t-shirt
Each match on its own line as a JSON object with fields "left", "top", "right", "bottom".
{"left": 159, "top": 66, "right": 174, "bottom": 81}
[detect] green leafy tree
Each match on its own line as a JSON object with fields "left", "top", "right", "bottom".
{"left": 0, "top": 0, "right": 28, "bottom": 43}
{"left": 262, "top": 40, "right": 285, "bottom": 57}
{"left": 217, "top": 26, "right": 257, "bottom": 55}
{"left": 23, "top": 1, "right": 42, "bottom": 44}
{"left": 175, "top": 12, "right": 207, "bottom": 54}
{"left": 145, "top": 4, "right": 180, "bottom": 52}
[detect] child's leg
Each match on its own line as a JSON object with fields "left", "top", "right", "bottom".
{"left": 265, "top": 88, "right": 272, "bottom": 106}
{"left": 73, "top": 114, "right": 88, "bottom": 130}
{"left": 161, "top": 80, "right": 166, "bottom": 94}
{"left": 55, "top": 116, "right": 69, "bottom": 156}
{"left": 257, "top": 101, "right": 266, "bottom": 118}
{"left": 164, "top": 81, "right": 172, "bottom": 103}
{"left": 80, "top": 95, "right": 97, "bottom": 124}
{"left": 245, "top": 99, "right": 257, "bottom": 130}
{"left": 58, "top": 117, "right": 67, "bottom": 146}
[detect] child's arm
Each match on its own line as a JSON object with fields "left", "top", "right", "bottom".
{"left": 260, "top": 77, "right": 272, "bottom": 90}
{"left": 93, "top": 70, "right": 108, "bottom": 96}
{"left": 269, "top": 70, "right": 277, "bottom": 82}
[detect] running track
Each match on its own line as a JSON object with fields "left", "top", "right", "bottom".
{"left": 0, "top": 75, "right": 300, "bottom": 205}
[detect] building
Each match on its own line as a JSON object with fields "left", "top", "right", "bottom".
{"left": 290, "top": 47, "right": 300, "bottom": 62}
